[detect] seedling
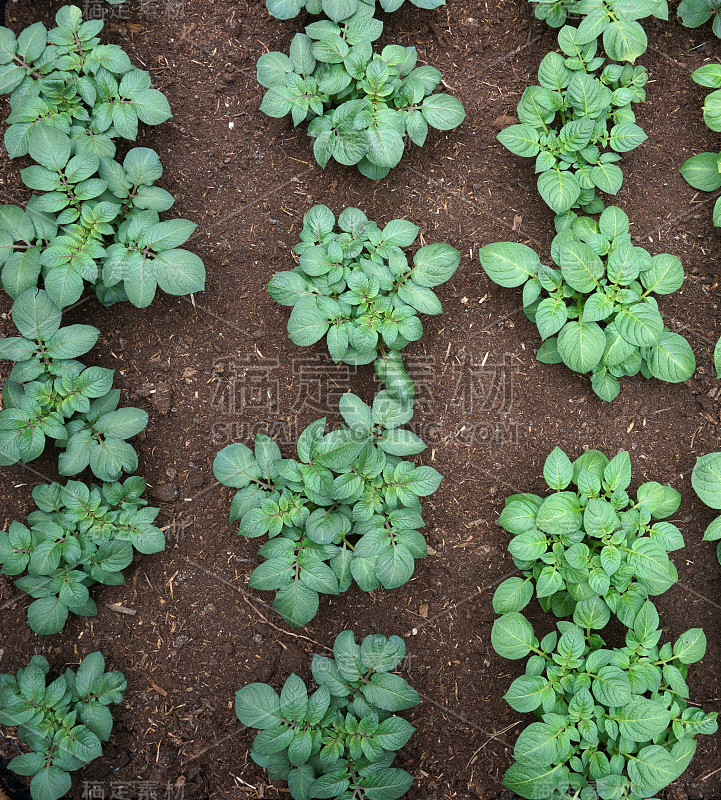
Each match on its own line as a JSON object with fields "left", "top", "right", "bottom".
{"left": 257, "top": 9, "right": 465, "bottom": 178}
{"left": 214, "top": 392, "right": 442, "bottom": 627}
{"left": 498, "top": 33, "right": 649, "bottom": 214}
{"left": 480, "top": 206, "right": 696, "bottom": 401}
{"left": 492, "top": 607, "right": 717, "bottom": 799}
{"left": 269, "top": 204, "right": 460, "bottom": 405}
{"left": 0, "top": 289, "right": 148, "bottom": 479}
{"left": 0, "top": 476, "right": 164, "bottom": 634}
{"left": 493, "top": 447, "right": 683, "bottom": 628}
{"left": 0, "top": 7, "right": 205, "bottom": 308}
{"left": 235, "top": 630, "right": 419, "bottom": 800}
{"left": 0, "top": 652, "right": 126, "bottom": 800}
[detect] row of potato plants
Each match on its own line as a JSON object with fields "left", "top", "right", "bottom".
{"left": 0, "top": 7, "right": 205, "bottom": 799}
{"left": 491, "top": 447, "right": 719, "bottom": 798}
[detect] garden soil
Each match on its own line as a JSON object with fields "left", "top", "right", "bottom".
{"left": 0, "top": 0, "right": 720, "bottom": 798}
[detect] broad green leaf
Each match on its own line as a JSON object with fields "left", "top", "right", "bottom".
{"left": 491, "top": 612, "right": 536, "bottom": 660}
{"left": 479, "top": 242, "right": 540, "bottom": 288}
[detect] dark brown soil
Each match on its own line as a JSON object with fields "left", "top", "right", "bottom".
{"left": 1, "top": 1, "right": 721, "bottom": 798}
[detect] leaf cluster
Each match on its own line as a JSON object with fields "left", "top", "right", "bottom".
{"left": 492, "top": 447, "right": 683, "bottom": 629}
{"left": 528, "top": 0, "right": 668, "bottom": 62}
{"left": 678, "top": 0, "right": 721, "bottom": 35}
{"left": 691, "top": 451, "right": 721, "bottom": 566}
{"left": 499, "top": 35, "right": 649, "bottom": 214}
{"left": 269, "top": 204, "right": 459, "bottom": 405}
{"left": 0, "top": 652, "right": 126, "bottom": 800}
{"left": 0, "top": 476, "right": 164, "bottom": 635}
{"left": 492, "top": 606, "right": 717, "bottom": 799}
{"left": 213, "top": 392, "right": 442, "bottom": 627}
{"left": 0, "top": 7, "right": 205, "bottom": 309}
{"left": 256, "top": 9, "right": 465, "bottom": 178}
{"left": 480, "top": 206, "right": 696, "bottom": 401}
{"left": 235, "top": 630, "right": 419, "bottom": 800}
{"left": 267, "top": 0, "right": 444, "bottom": 21}
{"left": 0, "top": 288, "right": 147, "bottom": 479}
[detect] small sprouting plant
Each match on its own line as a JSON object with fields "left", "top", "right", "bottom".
{"left": 691, "top": 451, "right": 721, "bottom": 566}
{"left": 213, "top": 392, "right": 442, "bottom": 627}
{"left": 492, "top": 447, "right": 683, "bottom": 628}
{"left": 235, "top": 630, "right": 419, "bottom": 800}
{"left": 498, "top": 35, "right": 649, "bottom": 214}
{"left": 266, "top": 0, "right": 444, "bottom": 20}
{"left": 269, "top": 204, "right": 459, "bottom": 405}
{"left": 528, "top": 1, "right": 668, "bottom": 59}
{"left": 0, "top": 652, "right": 126, "bottom": 800}
{"left": 0, "top": 7, "right": 205, "bottom": 309}
{"left": 0, "top": 288, "right": 148, "bottom": 480}
{"left": 491, "top": 605, "right": 717, "bottom": 799}
{"left": 678, "top": 0, "right": 721, "bottom": 36}
{"left": 480, "top": 206, "right": 696, "bottom": 401}
{"left": 256, "top": 10, "right": 465, "bottom": 179}
{"left": 0, "top": 476, "right": 164, "bottom": 634}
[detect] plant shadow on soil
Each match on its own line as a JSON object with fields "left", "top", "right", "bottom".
{"left": 0, "top": 0, "right": 720, "bottom": 798}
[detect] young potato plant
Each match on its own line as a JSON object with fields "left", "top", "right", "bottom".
{"left": 213, "top": 391, "right": 442, "bottom": 627}
{"left": 498, "top": 32, "right": 649, "bottom": 214}
{"left": 0, "top": 652, "right": 126, "bottom": 800}
{"left": 528, "top": 1, "right": 668, "bottom": 62}
{"left": 0, "top": 8, "right": 205, "bottom": 309}
{"left": 491, "top": 607, "right": 717, "bottom": 799}
{"left": 0, "top": 289, "right": 148, "bottom": 480}
{"left": 691, "top": 452, "right": 721, "bottom": 566}
{"left": 0, "top": 477, "right": 164, "bottom": 634}
{"left": 492, "top": 447, "right": 684, "bottom": 628}
{"left": 235, "top": 630, "right": 419, "bottom": 800}
{"left": 267, "top": 0, "right": 444, "bottom": 21}
{"left": 256, "top": 9, "right": 465, "bottom": 179}
{"left": 480, "top": 206, "right": 696, "bottom": 401}
{"left": 678, "top": 0, "right": 721, "bottom": 36}
{"left": 269, "top": 205, "right": 460, "bottom": 405}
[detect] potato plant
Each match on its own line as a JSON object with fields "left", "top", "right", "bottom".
{"left": 528, "top": 1, "right": 668, "bottom": 61}
{"left": 691, "top": 452, "right": 721, "bottom": 566}
{"left": 492, "top": 607, "right": 717, "bottom": 799}
{"left": 0, "top": 652, "right": 126, "bottom": 800}
{"left": 480, "top": 206, "right": 696, "bottom": 401}
{"left": 214, "top": 391, "right": 441, "bottom": 627}
{"left": 256, "top": 8, "right": 465, "bottom": 178}
{"left": 235, "top": 630, "right": 419, "bottom": 800}
{"left": 498, "top": 34, "right": 649, "bottom": 214}
{"left": 493, "top": 447, "right": 683, "bottom": 628}
{"left": 0, "top": 288, "right": 147, "bottom": 479}
{"left": 269, "top": 204, "right": 460, "bottom": 405}
{"left": 267, "top": 0, "right": 444, "bottom": 20}
{"left": 0, "top": 7, "right": 205, "bottom": 309}
{"left": 0, "top": 476, "right": 164, "bottom": 634}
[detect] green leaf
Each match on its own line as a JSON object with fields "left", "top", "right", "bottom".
{"left": 627, "top": 745, "right": 678, "bottom": 795}
{"left": 235, "top": 683, "right": 282, "bottom": 729}
{"left": 498, "top": 124, "right": 541, "bottom": 157}
{"left": 536, "top": 492, "right": 582, "bottom": 535}
{"left": 693, "top": 452, "right": 721, "bottom": 510}
{"left": 592, "top": 665, "right": 632, "bottom": 706}
{"left": 647, "top": 331, "right": 695, "bottom": 383}
{"left": 617, "top": 698, "right": 672, "bottom": 742}
{"left": 420, "top": 94, "right": 465, "bottom": 130}
{"left": 288, "top": 300, "right": 330, "bottom": 346}
{"left": 493, "top": 577, "right": 533, "bottom": 614}
{"left": 12, "top": 288, "right": 61, "bottom": 341}
{"left": 557, "top": 321, "right": 606, "bottom": 374}
{"left": 491, "top": 612, "right": 536, "bottom": 660}
{"left": 27, "top": 596, "right": 69, "bottom": 635}
{"left": 214, "top": 443, "right": 262, "bottom": 489}
{"left": 543, "top": 447, "right": 573, "bottom": 490}
{"left": 411, "top": 243, "right": 460, "bottom": 287}
{"left": 274, "top": 582, "right": 319, "bottom": 627}
{"left": 673, "top": 628, "right": 707, "bottom": 664}
{"left": 361, "top": 672, "right": 419, "bottom": 711}
{"left": 538, "top": 170, "right": 580, "bottom": 213}
{"left": 479, "top": 242, "right": 539, "bottom": 288}
{"left": 680, "top": 152, "right": 721, "bottom": 192}
{"left": 29, "top": 767, "right": 73, "bottom": 800}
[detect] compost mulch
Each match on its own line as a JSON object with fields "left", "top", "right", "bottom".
{"left": 1, "top": 0, "right": 720, "bottom": 797}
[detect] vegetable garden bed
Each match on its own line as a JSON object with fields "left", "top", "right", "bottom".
{"left": 0, "top": 0, "right": 720, "bottom": 798}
